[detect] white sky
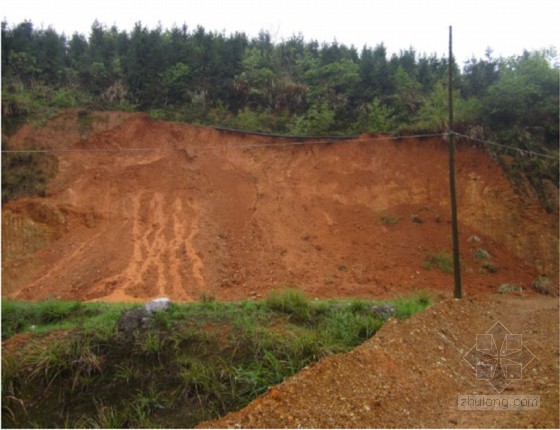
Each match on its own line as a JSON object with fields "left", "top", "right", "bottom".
{"left": 2, "top": 0, "right": 559, "bottom": 64}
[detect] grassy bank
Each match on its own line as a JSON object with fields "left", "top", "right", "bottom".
{"left": 2, "top": 290, "right": 431, "bottom": 428}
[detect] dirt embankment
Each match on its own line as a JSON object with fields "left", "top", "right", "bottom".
{"left": 2, "top": 111, "right": 558, "bottom": 302}
{"left": 199, "top": 294, "right": 559, "bottom": 428}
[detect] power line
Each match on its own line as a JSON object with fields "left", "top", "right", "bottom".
{"left": 211, "top": 126, "right": 357, "bottom": 140}
{"left": 1, "top": 147, "right": 159, "bottom": 154}
{"left": 451, "top": 131, "right": 557, "bottom": 160}
{"left": 204, "top": 133, "right": 446, "bottom": 149}
{"left": 0, "top": 132, "right": 447, "bottom": 153}
{"left": 1, "top": 131, "right": 556, "bottom": 161}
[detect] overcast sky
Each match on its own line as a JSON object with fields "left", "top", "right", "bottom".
{"left": 2, "top": 0, "right": 559, "bottom": 64}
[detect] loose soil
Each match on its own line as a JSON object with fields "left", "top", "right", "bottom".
{"left": 199, "top": 294, "right": 559, "bottom": 428}
{"left": 2, "top": 111, "right": 558, "bottom": 302}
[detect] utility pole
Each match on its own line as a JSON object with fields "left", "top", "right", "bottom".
{"left": 448, "top": 25, "right": 462, "bottom": 299}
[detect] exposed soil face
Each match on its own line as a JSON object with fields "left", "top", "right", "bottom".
{"left": 2, "top": 111, "right": 558, "bottom": 302}
{"left": 199, "top": 294, "right": 559, "bottom": 428}
{"left": 2, "top": 111, "right": 559, "bottom": 429}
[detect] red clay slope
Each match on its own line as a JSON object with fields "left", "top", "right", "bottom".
{"left": 2, "top": 111, "right": 558, "bottom": 302}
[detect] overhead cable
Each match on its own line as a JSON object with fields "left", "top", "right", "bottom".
{"left": 0, "top": 133, "right": 447, "bottom": 153}
{"left": 1, "top": 131, "right": 557, "bottom": 161}
{"left": 451, "top": 131, "right": 558, "bottom": 160}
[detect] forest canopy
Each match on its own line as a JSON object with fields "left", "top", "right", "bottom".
{"left": 1, "top": 20, "right": 558, "bottom": 208}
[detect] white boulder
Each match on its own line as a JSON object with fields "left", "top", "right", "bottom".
{"left": 145, "top": 297, "right": 171, "bottom": 313}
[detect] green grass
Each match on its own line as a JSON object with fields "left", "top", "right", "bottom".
{"left": 1, "top": 299, "right": 134, "bottom": 340}
{"left": 264, "top": 288, "right": 311, "bottom": 323}
{"left": 1, "top": 290, "right": 431, "bottom": 428}
{"left": 393, "top": 292, "right": 432, "bottom": 319}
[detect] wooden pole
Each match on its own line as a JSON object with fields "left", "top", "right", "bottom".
{"left": 448, "top": 25, "right": 462, "bottom": 299}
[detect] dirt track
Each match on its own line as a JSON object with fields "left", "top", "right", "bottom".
{"left": 2, "top": 110, "right": 558, "bottom": 302}
{"left": 199, "top": 294, "right": 559, "bottom": 428}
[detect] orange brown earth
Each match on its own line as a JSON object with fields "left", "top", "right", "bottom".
{"left": 199, "top": 294, "right": 559, "bottom": 428}
{"left": 2, "top": 110, "right": 559, "bottom": 429}
{"left": 2, "top": 110, "right": 558, "bottom": 302}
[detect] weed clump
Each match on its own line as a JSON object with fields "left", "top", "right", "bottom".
{"left": 481, "top": 262, "right": 498, "bottom": 274}
{"left": 498, "top": 283, "right": 523, "bottom": 294}
{"left": 379, "top": 215, "right": 400, "bottom": 225}
{"left": 264, "top": 288, "right": 311, "bottom": 323}
{"left": 473, "top": 248, "right": 491, "bottom": 261}
{"left": 423, "top": 251, "right": 453, "bottom": 274}
{"left": 532, "top": 275, "right": 557, "bottom": 296}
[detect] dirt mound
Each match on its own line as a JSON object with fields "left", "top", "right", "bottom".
{"left": 2, "top": 111, "right": 558, "bottom": 301}
{"left": 199, "top": 294, "right": 559, "bottom": 428}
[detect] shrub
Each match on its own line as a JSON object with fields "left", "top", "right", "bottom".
{"left": 289, "top": 102, "right": 335, "bottom": 135}
{"left": 481, "top": 262, "right": 498, "bottom": 274}
{"left": 498, "top": 283, "right": 523, "bottom": 294}
{"left": 532, "top": 275, "right": 557, "bottom": 296}
{"left": 51, "top": 88, "right": 78, "bottom": 108}
{"left": 473, "top": 248, "right": 491, "bottom": 261}
{"left": 223, "top": 107, "right": 283, "bottom": 132}
{"left": 351, "top": 98, "right": 395, "bottom": 134}
{"left": 1, "top": 149, "right": 58, "bottom": 204}
{"left": 423, "top": 252, "right": 453, "bottom": 274}
{"left": 379, "top": 215, "right": 399, "bottom": 225}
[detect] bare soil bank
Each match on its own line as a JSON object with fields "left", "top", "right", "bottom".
{"left": 2, "top": 111, "right": 558, "bottom": 302}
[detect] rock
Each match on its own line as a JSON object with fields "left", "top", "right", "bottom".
{"left": 145, "top": 297, "right": 171, "bottom": 313}
{"left": 368, "top": 304, "right": 396, "bottom": 319}
{"left": 117, "top": 307, "right": 154, "bottom": 335}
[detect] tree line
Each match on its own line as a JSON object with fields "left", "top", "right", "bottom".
{"left": 1, "top": 20, "right": 558, "bottom": 208}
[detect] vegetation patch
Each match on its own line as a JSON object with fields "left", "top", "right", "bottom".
{"left": 378, "top": 214, "right": 400, "bottom": 226}
{"left": 423, "top": 251, "right": 453, "bottom": 274}
{"left": 498, "top": 283, "right": 523, "bottom": 294}
{"left": 480, "top": 262, "right": 498, "bottom": 274}
{"left": 473, "top": 248, "right": 491, "bottom": 261}
{"left": 1, "top": 290, "right": 431, "bottom": 428}
{"left": 1, "top": 145, "right": 58, "bottom": 205}
{"left": 531, "top": 275, "right": 557, "bottom": 296}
